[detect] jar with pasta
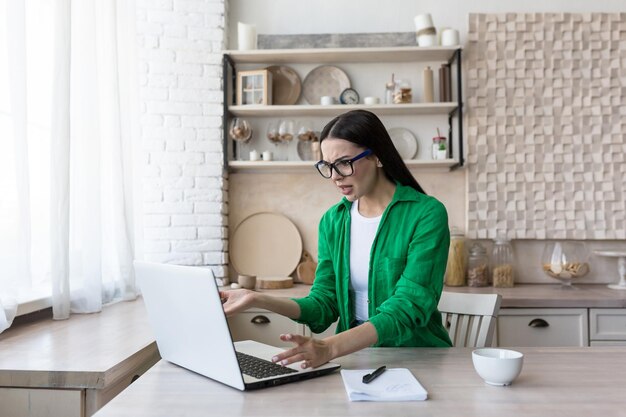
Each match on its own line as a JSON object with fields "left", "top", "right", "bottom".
{"left": 393, "top": 79, "right": 412, "bottom": 104}
{"left": 491, "top": 235, "right": 515, "bottom": 288}
{"left": 467, "top": 242, "right": 489, "bottom": 287}
{"left": 444, "top": 227, "right": 466, "bottom": 287}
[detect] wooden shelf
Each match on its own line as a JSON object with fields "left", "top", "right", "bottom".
{"left": 224, "top": 46, "right": 459, "bottom": 64}
{"left": 223, "top": 45, "right": 465, "bottom": 168}
{"left": 228, "top": 102, "right": 458, "bottom": 117}
{"left": 228, "top": 159, "right": 459, "bottom": 173}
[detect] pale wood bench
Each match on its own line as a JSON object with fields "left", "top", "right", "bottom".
{"left": 0, "top": 298, "right": 159, "bottom": 417}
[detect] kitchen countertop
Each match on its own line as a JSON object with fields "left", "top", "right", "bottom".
{"left": 232, "top": 283, "right": 626, "bottom": 308}
{"left": 0, "top": 298, "right": 158, "bottom": 389}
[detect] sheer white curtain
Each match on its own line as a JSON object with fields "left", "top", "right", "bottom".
{"left": 1, "top": 0, "right": 139, "bottom": 332}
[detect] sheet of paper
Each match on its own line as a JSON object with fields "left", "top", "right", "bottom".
{"left": 340, "top": 368, "right": 428, "bottom": 402}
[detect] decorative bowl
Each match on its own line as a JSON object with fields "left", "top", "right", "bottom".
{"left": 541, "top": 242, "right": 590, "bottom": 288}
{"left": 472, "top": 348, "right": 524, "bottom": 386}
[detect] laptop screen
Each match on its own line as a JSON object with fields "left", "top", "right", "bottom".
{"left": 135, "top": 261, "right": 246, "bottom": 390}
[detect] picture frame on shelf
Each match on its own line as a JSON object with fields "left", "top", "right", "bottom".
{"left": 236, "top": 69, "right": 273, "bottom": 106}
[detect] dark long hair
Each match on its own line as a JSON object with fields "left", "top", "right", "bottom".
{"left": 319, "top": 109, "right": 426, "bottom": 194}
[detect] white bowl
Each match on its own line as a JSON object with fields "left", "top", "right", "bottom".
{"left": 472, "top": 348, "right": 524, "bottom": 386}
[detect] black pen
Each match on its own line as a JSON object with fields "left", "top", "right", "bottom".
{"left": 362, "top": 365, "right": 386, "bottom": 384}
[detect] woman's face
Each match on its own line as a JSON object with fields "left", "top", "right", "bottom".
{"left": 320, "top": 137, "right": 379, "bottom": 202}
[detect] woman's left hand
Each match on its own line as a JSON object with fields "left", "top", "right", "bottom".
{"left": 271, "top": 334, "right": 334, "bottom": 369}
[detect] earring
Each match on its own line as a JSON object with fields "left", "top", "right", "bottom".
{"left": 377, "top": 160, "right": 383, "bottom": 167}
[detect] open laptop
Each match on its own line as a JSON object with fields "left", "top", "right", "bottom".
{"left": 134, "top": 260, "right": 340, "bottom": 390}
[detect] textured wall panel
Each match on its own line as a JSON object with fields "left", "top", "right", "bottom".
{"left": 466, "top": 13, "right": 626, "bottom": 240}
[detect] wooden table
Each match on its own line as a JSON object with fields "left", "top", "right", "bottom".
{"left": 93, "top": 346, "right": 626, "bottom": 417}
{"left": 0, "top": 298, "right": 159, "bottom": 417}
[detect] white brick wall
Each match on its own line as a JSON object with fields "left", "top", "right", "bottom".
{"left": 136, "top": 0, "right": 228, "bottom": 275}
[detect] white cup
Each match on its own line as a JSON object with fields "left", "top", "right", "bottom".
{"left": 237, "top": 22, "right": 257, "bottom": 50}
{"left": 320, "top": 96, "right": 334, "bottom": 105}
{"left": 249, "top": 150, "right": 259, "bottom": 161}
{"left": 364, "top": 96, "right": 380, "bottom": 105}
{"left": 262, "top": 150, "right": 272, "bottom": 161}
{"left": 418, "top": 33, "right": 438, "bottom": 47}
{"left": 441, "top": 28, "right": 460, "bottom": 46}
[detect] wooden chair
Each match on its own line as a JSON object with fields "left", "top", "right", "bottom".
{"left": 438, "top": 292, "right": 502, "bottom": 348}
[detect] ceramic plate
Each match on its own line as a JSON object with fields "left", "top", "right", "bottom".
{"left": 266, "top": 65, "right": 301, "bottom": 105}
{"left": 302, "top": 65, "right": 351, "bottom": 105}
{"left": 388, "top": 127, "right": 418, "bottom": 160}
{"left": 230, "top": 212, "right": 302, "bottom": 278}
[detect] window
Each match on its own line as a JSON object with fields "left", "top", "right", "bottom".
{"left": 0, "top": 1, "right": 55, "bottom": 313}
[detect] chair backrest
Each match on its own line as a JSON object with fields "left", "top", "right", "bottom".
{"left": 437, "top": 292, "right": 502, "bottom": 348}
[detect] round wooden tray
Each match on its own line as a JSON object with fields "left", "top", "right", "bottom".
{"left": 230, "top": 212, "right": 302, "bottom": 278}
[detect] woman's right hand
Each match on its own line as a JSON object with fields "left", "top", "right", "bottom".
{"left": 219, "top": 289, "right": 257, "bottom": 316}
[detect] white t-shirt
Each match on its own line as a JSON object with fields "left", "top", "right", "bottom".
{"left": 349, "top": 199, "right": 382, "bottom": 322}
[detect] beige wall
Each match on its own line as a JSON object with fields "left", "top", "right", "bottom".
{"left": 228, "top": 168, "right": 466, "bottom": 277}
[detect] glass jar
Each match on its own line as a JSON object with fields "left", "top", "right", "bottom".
{"left": 492, "top": 235, "right": 515, "bottom": 288}
{"left": 467, "top": 242, "right": 489, "bottom": 287}
{"left": 445, "top": 227, "right": 466, "bottom": 287}
{"left": 393, "top": 79, "right": 412, "bottom": 104}
{"left": 432, "top": 136, "right": 447, "bottom": 160}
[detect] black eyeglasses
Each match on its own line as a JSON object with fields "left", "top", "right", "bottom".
{"left": 314, "top": 149, "right": 373, "bottom": 178}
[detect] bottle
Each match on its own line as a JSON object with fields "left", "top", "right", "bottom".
{"left": 384, "top": 74, "right": 395, "bottom": 105}
{"left": 423, "top": 66, "right": 434, "bottom": 103}
{"left": 492, "top": 235, "right": 515, "bottom": 288}
{"left": 445, "top": 227, "right": 466, "bottom": 287}
{"left": 439, "top": 63, "right": 452, "bottom": 102}
{"left": 467, "top": 242, "right": 489, "bottom": 287}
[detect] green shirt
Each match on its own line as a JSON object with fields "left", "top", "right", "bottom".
{"left": 293, "top": 183, "right": 452, "bottom": 347}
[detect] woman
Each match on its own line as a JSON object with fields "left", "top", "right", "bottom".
{"left": 221, "top": 110, "right": 452, "bottom": 369}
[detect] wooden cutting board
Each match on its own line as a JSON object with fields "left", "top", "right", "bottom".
{"left": 257, "top": 276, "right": 294, "bottom": 289}
{"left": 296, "top": 250, "right": 316, "bottom": 285}
{"left": 230, "top": 212, "right": 302, "bottom": 279}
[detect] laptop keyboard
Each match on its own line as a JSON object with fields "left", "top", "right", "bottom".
{"left": 236, "top": 351, "right": 298, "bottom": 379}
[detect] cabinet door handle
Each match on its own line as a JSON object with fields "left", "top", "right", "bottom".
{"left": 251, "top": 315, "right": 270, "bottom": 325}
{"left": 528, "top": 318, "right": 549, "bottom": 328}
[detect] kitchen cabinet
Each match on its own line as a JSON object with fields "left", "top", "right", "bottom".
{"left": 0, "top": 388, "right": 82, "bottom": 417}
{"left": 222, "top": 46, "right": 464, "bottom": 171}
{"left": 229, "top": 285, "right": 626, "bottom": 348}
{"left": 589, "top": 308, "right": 626, "bottom": 346}
{"left": 496, "top": 308, "right": 589, "bottom": 347}
{"left": 0, "top": 299, "right": 159, "bottom": 417}
{"left": 228, "top": 309, "right": 338, "bottom": 345}
{"left": 228, "top": 309, "right": 306, "bottom": 347}
{"left": 305, "top": 321, "right": 339, "bottom": 339}
{"left": 497, "top": 307, "right": 626, "bottom": 347}
{"left": 443, "top": 284, "right": 626, "bottom": 347}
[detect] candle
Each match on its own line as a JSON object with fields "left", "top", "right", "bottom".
{"left": 249, "top": 150, "right": 259, "bottom": 161}
{"left": 441, "top": 28, "right": 460, "bottom": 46}
{"left": 237, "top": 22, "right": 257, "bottom": 51}
{"left": 262, "top": 150, "right": 272, "bottom": 161}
